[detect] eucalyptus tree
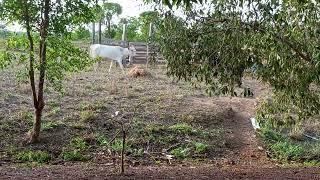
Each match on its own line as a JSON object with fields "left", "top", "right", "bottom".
{"left": 114, "top": 18, "right": 140, "bottom": 41}
{"left": 92, "top": 0, "right": 98, "bottom": 43}
{"left": 145, "top": 0, "right": 203, "bottom": 9}
{"left": 0, "top": 0, "right": 96, "bottom": 143}
{"left": 103, "top": 2, "right": 122, "bottom": 39}
{"left": 148, "top": 0, "right": 320, "bottom": 126}
{"left": 72, "top": 26, "right": 91, "bottom": 40}
{"left": 98, "top": 0, "right": 105, "bottom": 44}
{"left": 138, "top": 11, "right": 159, "bottom": 41}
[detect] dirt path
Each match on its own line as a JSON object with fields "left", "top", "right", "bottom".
{"left": 186, "top": 94, "right": 274, "bottom": 169}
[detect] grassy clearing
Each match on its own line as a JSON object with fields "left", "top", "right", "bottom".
{"left": 0, "top": 62, "right": 230, "bottom": 166}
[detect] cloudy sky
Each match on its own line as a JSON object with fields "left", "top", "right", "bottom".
{"left": 6, "top": 0, "right": 153, "bottom": 31}
{"left": 109, "top": 0, "right": 153, "bottom": 18}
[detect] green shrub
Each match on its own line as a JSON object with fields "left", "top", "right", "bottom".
{"left": 194, "top": 142, "right": 209, "bottom": 154}
{"left": 70, "top": 137, "right": 88, "bottom": 150}
{"left": 111, "top": 138, "right": 124, "bottom": 152}
{"left": 170, "top": 147, "right": 190, "bottom": 159}
{"left": 259, "top": 128, "right": 285, "bottom": 142}
{"left": 96, "top": 134, "right": 109, "bottom": 146}
{"left": 270, "top": 141, "right": 304, "bottom": 162}
{"left": 61, "top": 150, "right": 87, "bottom": 162}
{"left": 111, "top": 138, "right": 132, "bottom": 153}
{"left": 17, "top": 150, "right": 51, "bottom": 163}
{"left": 259, "top": 125, "right": 308, "bottom": 163}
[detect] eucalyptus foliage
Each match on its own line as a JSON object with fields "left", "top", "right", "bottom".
{"left": 151, "top": 0, "right": 320, "bottom": 124}
{"left": 0, "top": 0, "right": 97, "bottom": 142}
{"left": 102, "top": 2, "right": 122, "bottom": 39}
{"left": 144, "top": 0, "right": 205, "bottom": 9}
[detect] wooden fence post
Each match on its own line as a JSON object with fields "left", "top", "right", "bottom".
{"left": 122, "top": 23, "right": 127, "bottom": 47}
{"left": 146, "top": 22, "right": 153, "bottom": 69}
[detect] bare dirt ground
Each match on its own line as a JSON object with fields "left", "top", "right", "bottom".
{"left": 1, "top": 164, "right": 320, "bottom": 179}
{"left": 0, "top": 63, "right": 319, "bottom": 179}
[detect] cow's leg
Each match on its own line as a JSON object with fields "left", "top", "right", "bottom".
{"left": 118, "top": 58, "right": 124, "bottom": 69}
{"left": 117, "top": 58, "right": 125, "bottom": 74}
{"left": 108, "top": 61, "right": 113, "bottom": 74}
{"left": 93, "top": 62, "right": 98, "bottom": 72}
{"left": 97, "top": 60, "right": 101, "bottom": 68}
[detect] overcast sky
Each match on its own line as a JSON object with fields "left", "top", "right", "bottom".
{"left": 6, "top": 0, "right": 152, "bottom": 31}
{"left": 109, "top": 0, "right": 153, "bottom": 18}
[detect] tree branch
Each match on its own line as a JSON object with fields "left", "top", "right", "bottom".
{"left": 206, "top": 18, "right": 313, "bottom": 64}
{"left": 23, "top": 0, "right": 38, "bottom": 108}
{"left": 37, "top": 0, "right": 51, "bottom": 109}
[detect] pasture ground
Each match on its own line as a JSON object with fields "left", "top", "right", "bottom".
{"left": 0, "top": 62, "right": 319, "bottom": 179}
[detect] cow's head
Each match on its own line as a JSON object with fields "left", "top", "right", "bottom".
{"left": 123, "top": 48, "right": 130, "bottom": 57}
{"left": 127, "top": 45, "right": 137, "bottom": 64}
{"left": 129, "top": 45, "right": 137, "bottom": 57}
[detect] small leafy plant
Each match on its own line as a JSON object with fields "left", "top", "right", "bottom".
{"left": 170, "top": 147, "right": 190, "bottom": 159}
{"left": 42, "top": 121, "right": 61, "bottom": 131}
{"left": 71, "top": 137, "right": 88, "bottom": 150}
{"left": 96, "top": 134, "right": 109, "bottom": 146}
{"left": 194, "top": 142, "right": 209, "bottom": 154}
{"left": 16, "top": 150, "right": 51, "bottom": 163}
{"left": 169, "top": 123, "right": 193, "bottom": 134}
{"left": 61, "top": 150, "right": 87, "bottom": 162}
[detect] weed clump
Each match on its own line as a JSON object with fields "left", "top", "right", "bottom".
{"left": 169, "top": 123, "right": 194, "bottom": 134}
{"left": 70, "top": 137, "right": 89, "bottom": 150}
{"left": 170, "top": 147, "right": 190, "bottom": 159}
{"left": 16, "top": 150, "right": 51, "bottom": 163}
{"left": 61, "top": 150, "right": 87, "bottom": 162}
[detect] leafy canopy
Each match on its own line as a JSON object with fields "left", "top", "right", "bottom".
{"left": 0, "top": 0, "right": 97, "bottom": 93}
{"left": 151, "top": 0, "right": 320, "bottom": 123}
{"left": 144, "top": 0, "right": 205, "bottom": 9}
{"left": 103, "top": 2, "right": 123, "bottom": 20}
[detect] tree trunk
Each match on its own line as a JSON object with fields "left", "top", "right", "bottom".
{"left": 92, "top": 22, "right": 96, "bottom": 44}
{"left": 92, "top": 0, "right": 98, "bottom": 44}
{"left": 107, "top": 18, "right": 111, "bottom": 38}
{"left": 23, "top": 0, "right": 37, "bottom": 108}
{"left": 98, "top": 18, "right": 102, "bottom": 44}
{"left": 23, "top": 0, "right": 40, "bottom": 143}
{"left": 29, "top": 0, "right": 50, "bottom": 143}
{"left": 29, "top": 109, "right": 43, "bottom": 143}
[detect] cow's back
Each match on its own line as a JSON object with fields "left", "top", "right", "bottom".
{"left": 97, "top": 45, "right": 122, "bottom": 61}
{"left": 90, "top": 44, "right": 123, "bottom": 61}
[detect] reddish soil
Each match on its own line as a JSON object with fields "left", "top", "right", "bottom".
{"left": 1, "top": 165, "right": 320, "bottom": 180}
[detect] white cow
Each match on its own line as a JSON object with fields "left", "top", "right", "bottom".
{"left": 89, "top": 44, "right": 136, "bottom": 72}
